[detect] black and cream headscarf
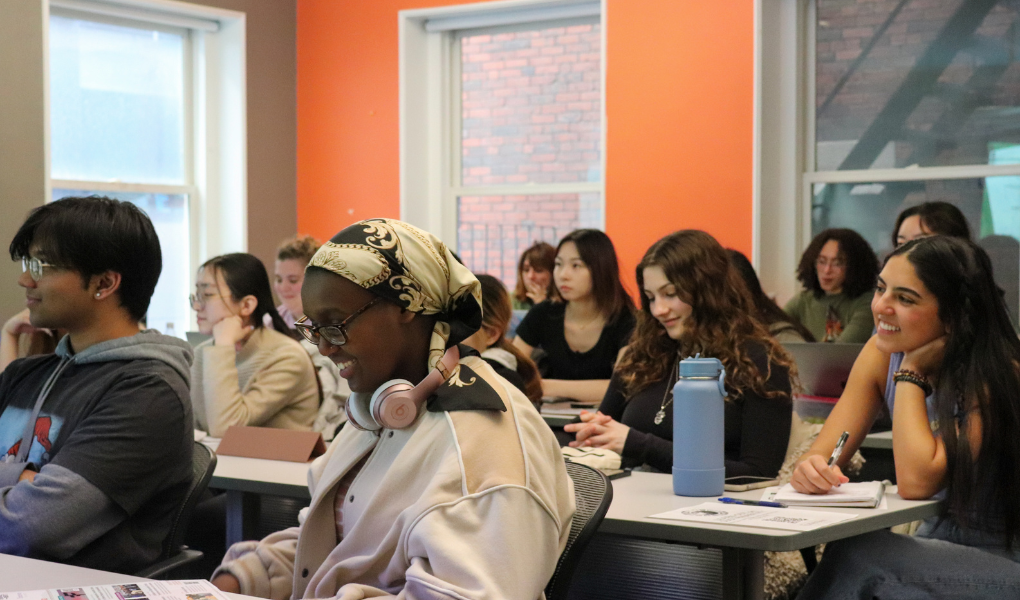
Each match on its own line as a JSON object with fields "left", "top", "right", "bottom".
{"left": 308, "top": 219, "right": 483, "bottom": 370}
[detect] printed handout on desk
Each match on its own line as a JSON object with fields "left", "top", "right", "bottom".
{"left": 0, "top": 580, "right": 227, "bottom": 600}
{"left": 649, "top": 502, "right": 859, "bottom": 532}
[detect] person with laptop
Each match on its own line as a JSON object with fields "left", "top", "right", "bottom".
{"left": 793, "top": 236, "right": 1020, "bottom": 596}
{"left": 566, "top": 230, "right": 793, "bottom": 478}
{"left": 0, "top": 196, "right": 193, "bottom": 574}
{"left": 785, "top": 228, "right": 879, "bottom": 343}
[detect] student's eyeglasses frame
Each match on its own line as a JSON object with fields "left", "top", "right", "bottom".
{"left": 295, "top": 296, "right": 382, "bottom": 346}
{"left": 21, "top": 256, "right": 58, "bottom": 282}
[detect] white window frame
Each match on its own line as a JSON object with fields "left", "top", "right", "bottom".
{"left": 398, "top": 0, "right": 605, "bottom": 246}
{"left": 757, "top": 0, "right": 1020, "bottom": 304}
{"left": 45, "top": 0, "right": 247, "bottom": 330}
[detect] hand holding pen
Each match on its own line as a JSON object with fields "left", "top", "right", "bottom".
{"left": 789, "top": 430, "right": 852, "bottom": 494}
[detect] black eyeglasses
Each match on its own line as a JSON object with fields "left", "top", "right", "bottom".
{"left": 295, "top": 297, "right": 382, "bottom": 346}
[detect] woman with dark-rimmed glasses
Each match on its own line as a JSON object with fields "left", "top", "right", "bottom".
{"left": 212, "top": 219, "right": 573, "bottom": 599}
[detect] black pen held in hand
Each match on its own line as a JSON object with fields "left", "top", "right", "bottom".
{"left": 828, "top": 431, "right": 850, "bottom": 467}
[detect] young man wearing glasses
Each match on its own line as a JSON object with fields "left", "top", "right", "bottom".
{"left": 0, "top": 196, "right": 194, "bottom": 574}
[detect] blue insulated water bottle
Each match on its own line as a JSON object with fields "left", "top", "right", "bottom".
{"left": 672, "top": 355, "right": 727, "bottom": 496}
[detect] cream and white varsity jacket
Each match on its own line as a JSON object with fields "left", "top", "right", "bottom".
{"left": 215, "top": 353, "right": 575, "bottom": 600}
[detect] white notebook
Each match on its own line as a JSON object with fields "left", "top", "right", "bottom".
{"left": 773, "top": 481, "right": 886, "bottom": 508}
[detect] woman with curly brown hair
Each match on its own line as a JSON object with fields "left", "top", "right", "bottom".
{"left": 785, "top": 228, "right": 879, "bottom": 343}
{"left": 565, "top": 230, "right": 793, "bottom": 477}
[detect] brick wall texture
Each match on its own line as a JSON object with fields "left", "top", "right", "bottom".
{"left": 457, "top": 24, "right": 602, "bottom": 285}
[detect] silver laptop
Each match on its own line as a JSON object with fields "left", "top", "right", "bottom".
{"left": 185, "top": 331, "right": 212, "bottom": 347}
{"left": 782, "top": 342, "right": 865, "bottom": 398}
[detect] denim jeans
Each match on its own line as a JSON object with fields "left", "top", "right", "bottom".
{"left": 796, "top": 526, "right": 1020, "bottom": 600}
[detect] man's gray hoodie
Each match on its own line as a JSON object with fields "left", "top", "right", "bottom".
{"left": 0, "top": 330, "right": 194, "bottom": 574}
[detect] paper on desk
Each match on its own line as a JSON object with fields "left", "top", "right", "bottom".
{"left": 766, "top": 482, "right": 888, "bottom": 509}
{"left": 649, "top": 502, "right": 858, "bottom": 532}
{"left": 0, "top": 580, "right": 228, "bottom": 600}
{"left": 761, "top": 486, "right": 889, "bottom": 510}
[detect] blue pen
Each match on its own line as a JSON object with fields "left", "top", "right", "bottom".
{"left": 718, "top": 497, "right": 787, "bottom": 508}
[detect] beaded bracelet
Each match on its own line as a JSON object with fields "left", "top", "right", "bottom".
{"left": 893, "top": 369, "right": 933, "bottom": 397}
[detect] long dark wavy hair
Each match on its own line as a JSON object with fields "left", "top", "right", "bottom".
{"left": 616, "top": 230, "right": 796, "bottom": 401}
{"left": 796, "top": 228, "right": 879, "bottom": 299}
{"left": 201, "top": 253, "right": 290, "bottom": 335}
{"left": 553, "top": 229, "right": 635, "bottom": 321}
{"left": 890, "top": 236, "right": 1020, "bottom": 546}
{"left": 728, "top": 249, "right": 816, "bottom": 342}
{"left": 476, "top": 274, "right": 543, "bottom": 406}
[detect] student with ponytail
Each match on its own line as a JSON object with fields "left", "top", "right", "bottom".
{"left": 190, "top": 253, "right": 318, "bottom": 436}
{"left": 464, "top": 274, "right": 543, "bottom": 408}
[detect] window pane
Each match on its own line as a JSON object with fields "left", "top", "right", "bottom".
{"left": 52, "top": 190, "right": 190, "bottom": 338}
{"left": 457, "top": 192, "right": 601, "bottom": 286}
{"left": 811, "top": 175, "right": 1020, "bottom": 252}
{"left": 815, "top": 0, "right": 1020, "bottom": 171}
{"left": 460, "top": 23, "right": 602, "bottom": 186}
{"left": 50, "top": 15, "right": 186, "bottom": 183}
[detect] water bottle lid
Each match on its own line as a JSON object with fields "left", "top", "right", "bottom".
{"left": 678, "top": 355, "right": 724, "bottom": 378}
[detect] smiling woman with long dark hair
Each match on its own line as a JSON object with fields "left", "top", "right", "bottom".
{"left": 793, "top": 236, "right": 1020, "bottom": 597}
{"left": 566, "top": 230, "right": 794, "bottom": 477}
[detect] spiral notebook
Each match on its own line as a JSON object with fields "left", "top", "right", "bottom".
{"left": 771, "top": 481, "right": 886, "bottom": 508}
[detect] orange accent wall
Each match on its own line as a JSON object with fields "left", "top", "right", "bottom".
{"left": 297, "top": 0, "right": 755, "bottom": 287}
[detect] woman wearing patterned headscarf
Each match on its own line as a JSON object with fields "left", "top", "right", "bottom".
{"left": 212, "top": 219, "right": 574, "bottom": 600}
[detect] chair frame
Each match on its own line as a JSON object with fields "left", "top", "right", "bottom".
{"left": 545, "top": 461, "right": 613, "bottom": 600}
{"left": 136, "top": 440, "right": 217, "bottom": 579}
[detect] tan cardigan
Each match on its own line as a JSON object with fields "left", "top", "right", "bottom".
{"left": 215, "top": 354, "right": 575, "bottom": 600}
{"left": 191, "top": 327, "right": 319, "bottom": 437}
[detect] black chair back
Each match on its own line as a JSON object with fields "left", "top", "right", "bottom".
{"left": 545, "top": 461, "right": 613, "bottom": 600}
{"left": 136, "top": 441, "right": 216, "bottom": 578}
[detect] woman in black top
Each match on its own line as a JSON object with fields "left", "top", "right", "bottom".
{"left": 514, "top": 229, "right": 636, "bottom": 403}
{"left": 566, "top": 230, "right": 794, "bottom": 477}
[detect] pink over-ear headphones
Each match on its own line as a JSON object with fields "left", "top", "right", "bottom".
{"left": 345, "top": 346, "right": 460, "bottom": 431}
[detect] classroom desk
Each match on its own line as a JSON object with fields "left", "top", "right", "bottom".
{"left": 208, "top": 448, "right": 312, "bottom": 547}
{"left": 0, "top": 554, "right": 252, "bottom": 600}
{"left": 861, "top": 429, "right": 893, "bottom": 449}
{"left": 207, "top": 449, "right": 939, "bottom": 600}
{"left": 601, "top": 472, "right": 940, "bottom": 600}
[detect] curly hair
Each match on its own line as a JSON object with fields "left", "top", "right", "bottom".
{"left": 796, "top": 228, "right": 878, "bottom": 299}
{"left": 615, "top": 230, "right": 797, "bottom": 402}
{"left": 276, "top": 235, "right": 321, "bottom": 264}
{"left": 891, "top": 201, "right": 971, "bottom": 248}
{"left": 512, "top": 241, "right": 556, "bottom": 305}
